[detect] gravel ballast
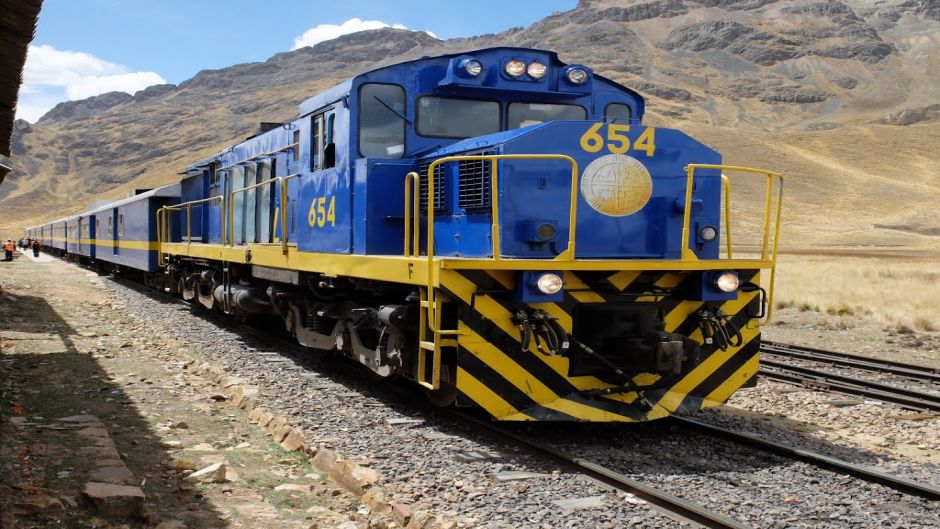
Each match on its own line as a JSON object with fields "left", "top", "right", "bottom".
{"left": 102, "top": 277, "right": 940, "bottom": 529}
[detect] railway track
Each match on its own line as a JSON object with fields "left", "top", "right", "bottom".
{"left": 759, "top": 342, "right": 940, "bottom": 413}
{"left": 105, "top": 275, "right": 940, "bottom": 528}
{"left": 672, "top": 417, "right": 940, "bottom": 501}
{"left": 762, "top": 341, "right": 940, "bottom": 383}
{"left": 457, "top": 413, "right": 753, "bottom": 529}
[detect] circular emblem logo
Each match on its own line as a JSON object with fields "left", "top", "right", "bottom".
{"left": 580, "top": 154, "right": 653, "bottom": 217}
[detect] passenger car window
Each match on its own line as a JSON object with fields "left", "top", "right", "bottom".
{"left": 416, "top": 97, "right": 500, "bottom": 139}
{"left": 359, "top": 83, "right": 406, "bottom": 158}
{"left": 508, "top": 102, "right": 586, "bottom": 129}
{"left": 604, "top": 103, "right": 632, "bottom": 123}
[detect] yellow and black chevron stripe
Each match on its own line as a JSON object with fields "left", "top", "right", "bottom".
{"left": 439, "top": 268, "right": 762, "bottom": 422}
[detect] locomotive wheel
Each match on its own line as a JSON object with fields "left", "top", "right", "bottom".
{"left": 424, "top": 364, "right": 457, "bottom": 407}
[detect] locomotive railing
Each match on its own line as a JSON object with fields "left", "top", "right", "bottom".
{"left": 157, "top": 172, "right": 300, "bottom": 264}
{"left": 683, "top": 164, "right": 784, "bottom": 325}
{"left": 403, "top": 154, "right": 579, "bottom": 390}
{"left": 226, "top": 174, "right": 296, "bottom": 255}
{"left": 157, "top": 195, "right": 225, "bottom": 266}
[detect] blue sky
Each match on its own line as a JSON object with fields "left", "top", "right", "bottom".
{"left": 18, "top": 0, "right": 577, "bottom": 122}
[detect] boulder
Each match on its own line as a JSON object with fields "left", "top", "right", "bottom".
{"left": 184, "top": 462, "right": 227, "bottom": 483}
{"left": 329, "top": 460, "right": 379, "bottom": 496}
{"left": 280, "top": 428, "right": 305, "bottom": 452}
{"left": 311, "top": 449, "right": 341, "bottom": 474}
{"left": 83, "top": 482, "right": 145, "bottom": 518}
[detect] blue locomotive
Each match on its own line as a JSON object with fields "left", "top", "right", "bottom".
{"left": 29, "top": 48, "right": 783, "bottom": 421}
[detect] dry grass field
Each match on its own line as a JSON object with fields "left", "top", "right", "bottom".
{"left": 773, "top": 254, "right": 940, "bottom": 333}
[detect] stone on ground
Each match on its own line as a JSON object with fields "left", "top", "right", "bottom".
{"left": 83, "top": 482, "right": 146, "bottom": 518}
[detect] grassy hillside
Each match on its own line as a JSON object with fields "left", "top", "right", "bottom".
{"left": 2, "top": 0, "right": 939, "bottom": 250}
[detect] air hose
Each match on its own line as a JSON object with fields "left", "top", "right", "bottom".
{"left": 512, "top": 308, "right": 570, "bottom": 357}
{"left": 697, "top": 308, "right": 743, "bottom": 351}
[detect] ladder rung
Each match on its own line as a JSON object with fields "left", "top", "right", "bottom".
{"left": 419, "top": 341, "right": 436, "bottom": 350}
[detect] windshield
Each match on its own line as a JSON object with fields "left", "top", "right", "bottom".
{"left": 508, "top": 102, "right": 587, "bottom": 129}
{"left": 416, "top": 96, "right": 500, "bottom": 139}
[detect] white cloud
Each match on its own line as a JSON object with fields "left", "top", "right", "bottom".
{"left": 291, "top": 17, "right": 437, "bottom": 50}
{"left": 66, "top": 72, "right": 167, "bottom": 100}
{"left": 16, "top": 44, "right": 166, "bottom": 122}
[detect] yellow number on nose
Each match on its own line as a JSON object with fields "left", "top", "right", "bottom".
{"left": 579, "top": 123, "right": 604, "bottom": 153}
{"left": 607, "top": 124, "right": 631, "bottom": 154}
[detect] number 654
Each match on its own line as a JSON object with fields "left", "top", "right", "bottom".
{"left": 307, "top": 196, "right": 336, "bottom": 228}
{"left": 579, "top": 124, "right": 655, "bottom": 157}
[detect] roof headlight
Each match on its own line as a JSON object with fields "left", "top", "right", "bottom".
{"left": 505, "top": 60, "right": 526, "bottom": 77}
{"left": 536, "top": 273, "right": 564, "bottom": 295}
{"left": 715, "top": 271, "right": 740, "bottom": 293}
{"left": 462, "top": 58, "right": 483, "bottom": 77}
{"left": 527, "top": 61, "right": 547, "bottom": 79}
{"left": 566, "top": 67, "right": 589, "bottom": 84}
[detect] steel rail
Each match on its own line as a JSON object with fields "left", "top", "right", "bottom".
{"left": 673, "top": 417, "right": 940, "bottom": 501}
{"left": 456, "top": 412, "right": 753, "bottom": 529}
{"left": 761, "top": 341, "right": 940, "bottom": 383}
{"left": 759, "top": 363, "right": 940, "bottom": 413}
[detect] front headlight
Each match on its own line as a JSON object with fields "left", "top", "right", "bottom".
{"left": 527, "top": 61, "right": 547, "bottom": 79}
{"left": 715, "top": 272, "right": 740, "bottom": 293}
{"left": 536, "top": 273, "right": 564, "bottom": 295}
{"left": 699, "top": 225, "right": 717, "bottom": 242}
{"left": 566, "top": 67, "right": 588, "bottom": 84}
{"left": 505, "top": 60, "right": 526, "bottom": 77}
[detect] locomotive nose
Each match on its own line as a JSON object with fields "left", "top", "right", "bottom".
{"left": 483, "top": 120, "right": 723, "bottom": 260}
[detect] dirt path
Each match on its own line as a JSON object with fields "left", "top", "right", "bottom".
{"left": 0, "top": 256, "right": 379, "bottom": 529}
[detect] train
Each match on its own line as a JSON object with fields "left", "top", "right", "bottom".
{"left": 26, "top": 47, "right": 784, "bottom": 422}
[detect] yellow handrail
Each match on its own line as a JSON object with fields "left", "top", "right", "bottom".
{"left": 157, "top": 195, "right": 226, "bottom": 265}
{"left": 420, "top": 154, "right": 579, "bottom": 335}
{"left": 404, "top": 172, "right": 420, "bottom": 256}
{"left": 720, "top": 173, "right": 733, "bottom": 259}
{"left": 683, "top": 164, "right": 784, "bottom": 325}
{"left": 228, "top": 175, "right": 294, "bottom": 255}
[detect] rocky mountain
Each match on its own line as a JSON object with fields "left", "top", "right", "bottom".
{"left": 2, "top": 0, "right": 940, "bottom": 249}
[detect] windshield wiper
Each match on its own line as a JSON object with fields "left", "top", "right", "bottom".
{"left": 373, "top": 96, "right": 412, "bottom": 124}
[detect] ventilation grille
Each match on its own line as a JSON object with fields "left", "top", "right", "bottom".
{"left": 457, "top": 156, "right": 492, "bottom": 210}
{"left": 418, "top": 151, "right": 494, "bottom": 212}
{"left": 418, "top": 159, "right": 445, "bottom": 211}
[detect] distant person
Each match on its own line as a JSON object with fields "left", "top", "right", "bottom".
{"left": 32, "top": 239, "right": 40, "bottom": 257}
{"left": 3, "top": 239, "right": 14, "bottom": 261}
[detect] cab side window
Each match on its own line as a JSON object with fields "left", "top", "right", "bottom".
{"left": 310, "top": 111, "right": 336, "bottom": 170}
{"left": 604, "top": 103, "right": 632, "bottom": 123}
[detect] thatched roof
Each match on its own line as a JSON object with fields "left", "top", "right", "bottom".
{"left": 0, "top": 0, "right": 43, "bottom": 184}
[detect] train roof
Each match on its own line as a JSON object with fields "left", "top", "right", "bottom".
{"left": 85, "top": 183, "right": 181, "bottom": 214}
{"left": 296, "top": 46, "right": 645, "bottom": 118}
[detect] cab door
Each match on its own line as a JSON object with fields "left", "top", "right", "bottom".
{"left": 207, "top": 166, "right": 224, "bottom": 244}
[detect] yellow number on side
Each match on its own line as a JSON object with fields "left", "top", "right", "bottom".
{"left": 606, "top": 124, "right": 631, "bottom": 154}
{"left": 635, "top": 127, "right": 656, "bottom": 157}
{"left": 326, "top": 196, "right": 336, "bottom": 226}
{"left": 579, "top": 123, "right": 604, "bottom": 153}
{"left": 307, "top": 196, "right": 337, "bottom": 228}
{"left": 316, "top": 198, "right": 326, "bottom": 228}
{"left": 307, "top": 198, "right": 320, "bottom": 228}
